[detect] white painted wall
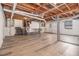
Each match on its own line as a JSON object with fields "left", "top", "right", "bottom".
{"left": 4, "top": 27, "right": 16, "bottom": 36}
{"left": 29, "top": 21, "right": 40, "bottom": 32}
{"left": 4, "top": 18, "right": 79, "bottom": 36}
{"left": 52, "top": 21, "right": 57, "bottom": 33}
{"left": 45, "top": 18, "right": 79, "bottom": 36}
{"left": 29, "top": 21, "right": 45, "bottom": 33}
{"left": 14, "top": 19, "right": 23, "bottom": 28}
{"left": 45, "top": 21, "right": 57, "bottom": 33}
{"left": 5, "top": 19, "right": 44, "bottom": 36}
{"left": 45, "top": 22, "right": 50, "bottom": 32}
{"left": 4, "top": 19, "right": 15, "bottom": 36}
{"left": 0, "top": 4, "right": 5, "bottom": 48}
{"left": 5, "top": 19, "right": 45, "bottom": 35}
{"left": 60, "top": 19, "right": 79, "bottom": 35}
{"left": 4, "top": 19, "right": 23, "bottom": 36}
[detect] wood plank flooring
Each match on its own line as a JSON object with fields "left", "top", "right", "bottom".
{"left": 0, "top": 33, "right": 79, "bottom": 56}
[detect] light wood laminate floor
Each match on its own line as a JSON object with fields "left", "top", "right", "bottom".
{"left": 0, "top": 33, "right": 79, "bottom": 56}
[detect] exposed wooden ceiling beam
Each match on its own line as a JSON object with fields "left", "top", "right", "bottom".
{"left": 3, "top": 8, "right": 46, "bottom": 22}
{"left": 2, "top": 3, "right": 36, "bottom": 13}
{"left": 4, "top": 11, "right": 28, "bottom": 20}
{"left": 59, "top": 4, "right": 78, "bottom": 16}
{"left": 2, "top": 3, "right": 79, "bottom": 21}
{"left": 50, "top": 3, "right": 63, "bottom": 13}
{"left": 21, "top": 3, "right": 47, "bottom": 14}
{"left": 60, "top": 13, "right": 79, "bottom": 20}
{"left": 59, "top": 9, "right": 78, "bottom": 16}
{"left": 5, "top": 12, "right": 25, "bottom": 20}
{"left": 45, "top": 3, "right": 79, "bottom": 19}
{"left": 36, "top": 3, "right": 48, "bottom": 10}
{"left": 64, "top": 3, "right": 71, "bottom": 10}
{"left": 16, "top": 4, "right": 35, "bottom": 13}
{"left": 64, "top": 3, "right": 74, "bottom": 16}
{"left": 45, "top": 8, "right": 78, "bottom": 19}
{"left": 58, "top": 9, "right": 78, "bottom": 15}
{"left": 2, "top": 4, "right": 12, "bottom": 10}
{"left": 50, "top": 3, "right": 69, "bottom": 17}
{"left": 42, "top": 4, "right": 64, "bottom": 17}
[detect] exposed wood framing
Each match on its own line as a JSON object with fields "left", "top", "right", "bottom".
{"left": 2, "top": 3, "right": 79, "bottom": 21}
{"left": 42, "top": 4, "right": 64, "bottom": 17}
{"left": 4, "top": 8, "right": 46, "bottom": 22}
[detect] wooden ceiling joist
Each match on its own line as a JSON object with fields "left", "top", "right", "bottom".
{"left": 2, "top": 3, "right": 79, "bottom": 21}
{"left": 3, "top": 8, "right": 46, "bottom": 22}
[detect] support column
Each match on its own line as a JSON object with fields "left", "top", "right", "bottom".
{"left": 56, "top": 16, "right": 60, "bottom": 41}
{"left": 23, "top": 19, "right": 27, "bottom": 35}
{"left": 39, "top": 21, "right": 41, "bottom": 34}
{"left": 0, "top": 4, "right": 5, "bottom": 48}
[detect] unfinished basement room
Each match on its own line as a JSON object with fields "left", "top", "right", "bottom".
{"left": 0, "top": 3, "right": 79, "bottom": 56}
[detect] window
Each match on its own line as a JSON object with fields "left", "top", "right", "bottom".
{"left": 64, "top": 21, "right": 72, "bottom": 29}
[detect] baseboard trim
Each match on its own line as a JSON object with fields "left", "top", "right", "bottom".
{"left": 45, "top": 32, "right": 79, "bottom": 37}
{"left": 60, "top": 40, "right": 79, "bottom": 46}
